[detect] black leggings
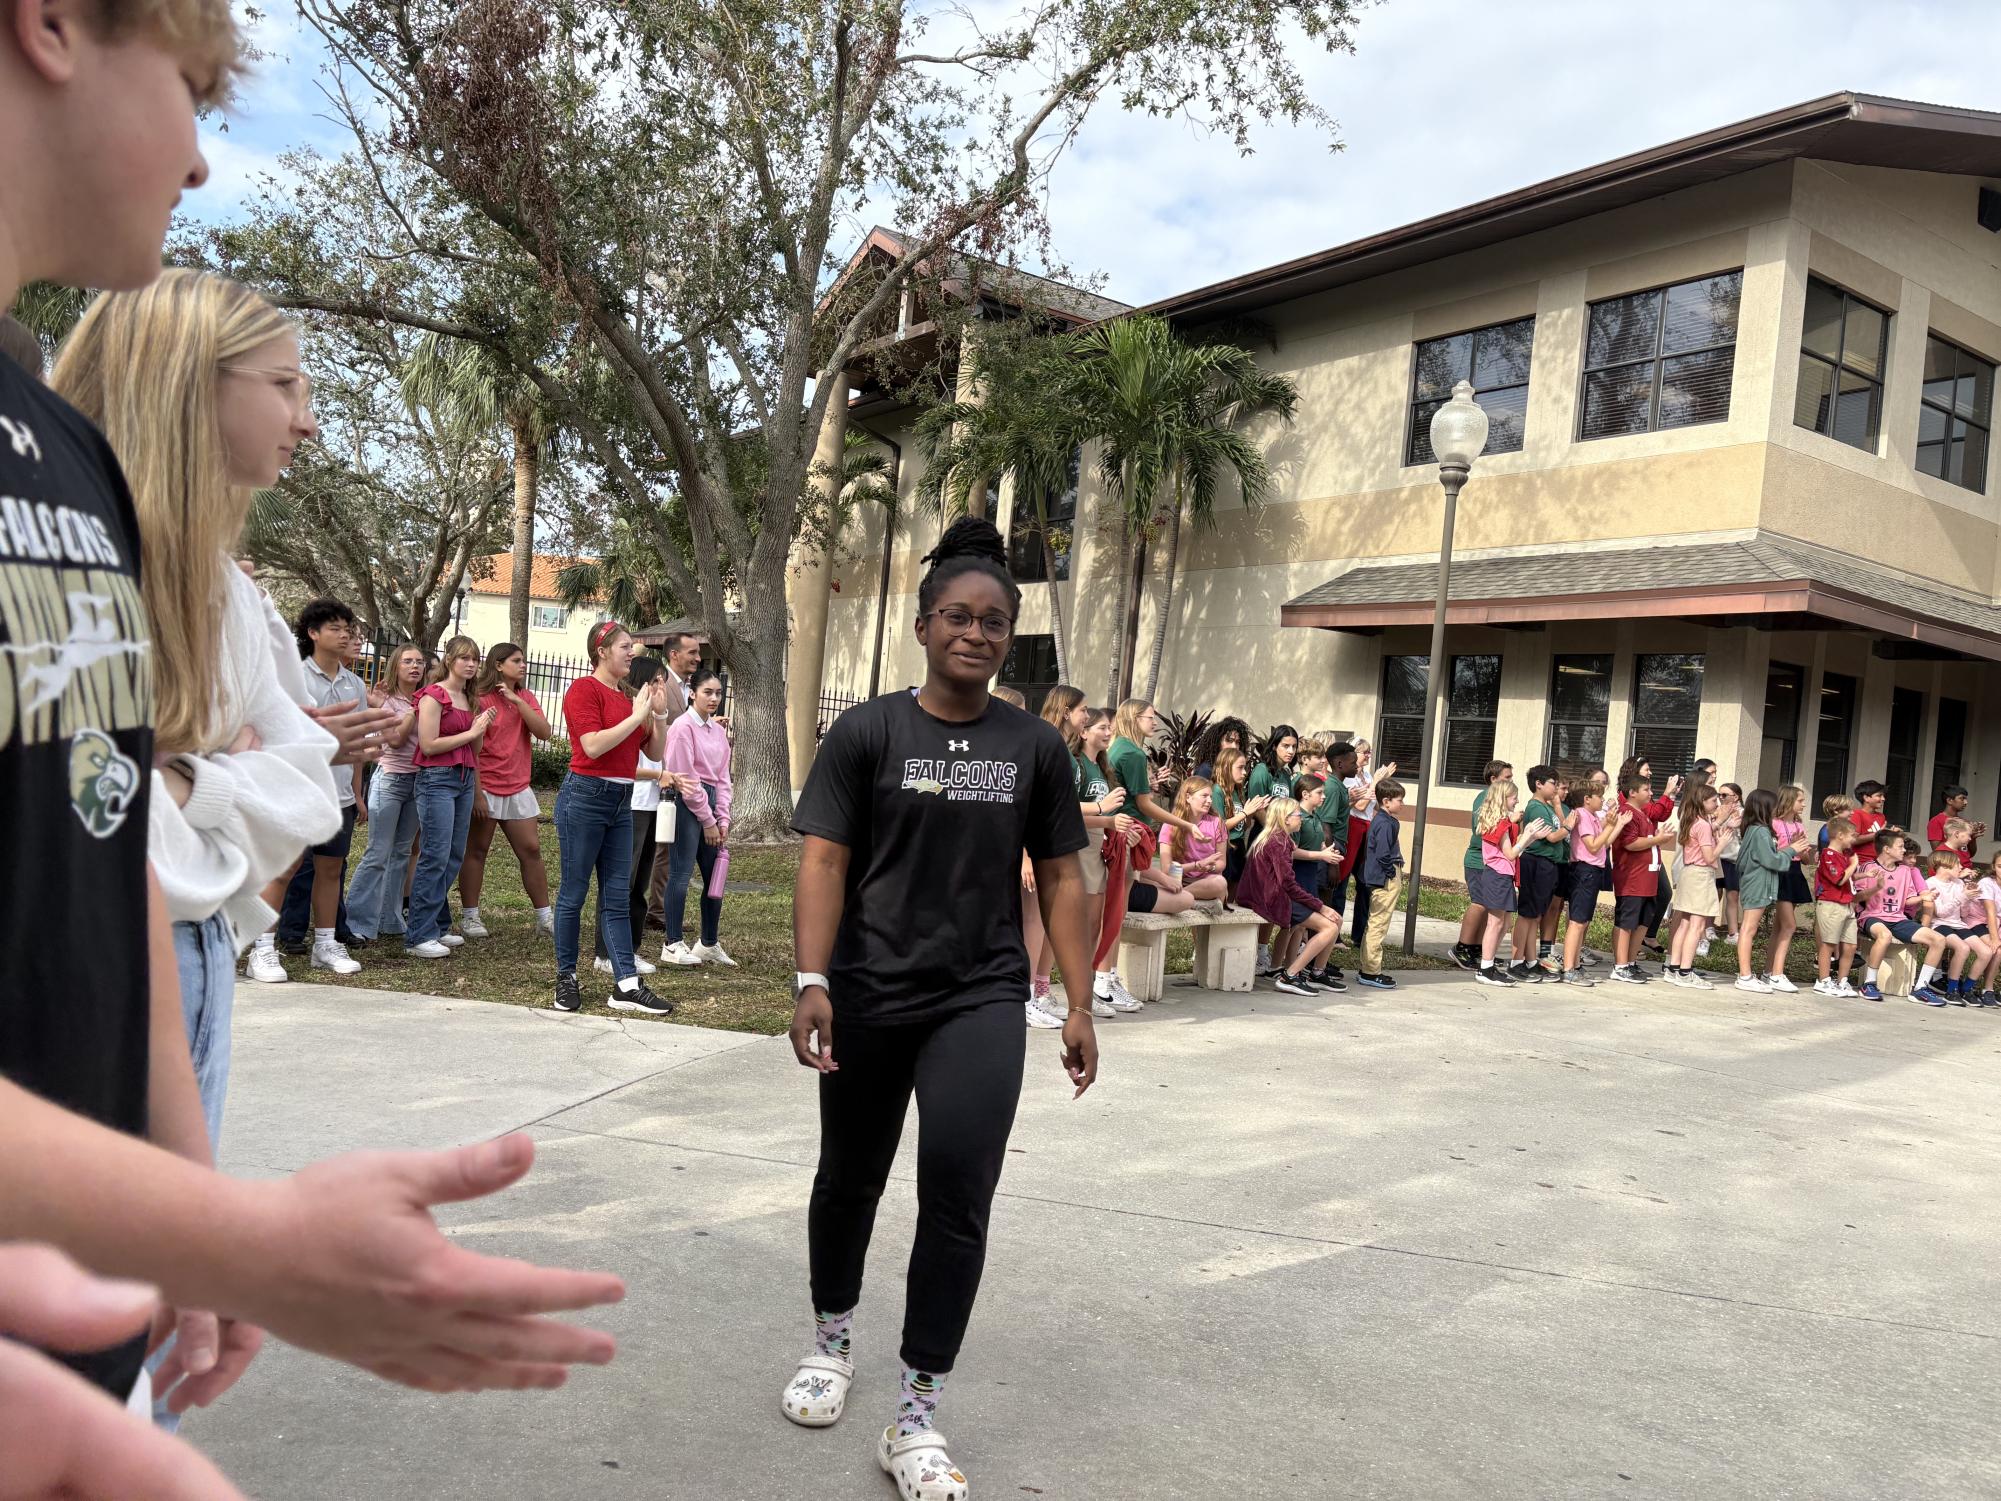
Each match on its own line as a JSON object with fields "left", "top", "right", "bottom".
{"left": 808, "top": 1002, "right": 1025, "bottom": 1373}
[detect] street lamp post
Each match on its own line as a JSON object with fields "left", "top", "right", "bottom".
{"left": 1402, "top": 381, "right": 1489, "bottom": 957}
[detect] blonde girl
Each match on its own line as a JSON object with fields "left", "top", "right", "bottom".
{"left": 1667, "top": 783, "right": 1721, "bottom": 987}
{"left": 1765, "top": 782, "right": 1813, "bottom": 991}
{"left": 347, "top": 642, "right": 428, "bottom": 944}
{"left": 459, "top": 641, "right": 554, "bottom": 939}
{"left": 51, "top": 270, "right": 343, "bottom": 1140}
{"left": 1167, "top": 777, "right": 1230, "bottom": 901}
{"left": 1238, "top": 798, "right": 1339, "bottom": 994}
{"left": 406, "top": 635, "right": 492, "bottom": 957}
{"left": 1107, "top": 698, "right": 1197, "bottom": 837}
{"left": 1472, "top": 779, "right": 1550, "bottom": 984}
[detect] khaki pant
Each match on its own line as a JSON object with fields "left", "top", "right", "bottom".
{"left": 1362, "top": 869, "right": 1402, "bottom": 976}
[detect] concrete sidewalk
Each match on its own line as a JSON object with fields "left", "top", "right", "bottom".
{"left": 196, "top": 974, "right": 2000, "bottom": 1499}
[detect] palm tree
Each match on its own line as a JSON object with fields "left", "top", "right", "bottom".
{"left": 10, "top": 282, "right": 91, "bottom": 362}
{"left": 1067, "top": 316, "right": 1297, "bottom": 703}
{"left": 399, "top": 333, "right": 557, "bottom": 647}
{"left": 553, "top": 515, "right": 683, "bottom": 631}
{"left": 911, "top": 334, "right": 1088, "bottom": 683}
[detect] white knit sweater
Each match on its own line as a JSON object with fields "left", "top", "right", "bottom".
{"left": 148, "top": 560, "right": 342, "bottom": 948}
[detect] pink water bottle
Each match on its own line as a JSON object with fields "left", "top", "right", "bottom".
{"left": 707, "top": 846, "right": 730, "bottom": 899}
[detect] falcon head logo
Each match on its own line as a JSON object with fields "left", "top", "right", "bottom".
{"left": 69, "top": 728, "right": 139, "bottom": 839}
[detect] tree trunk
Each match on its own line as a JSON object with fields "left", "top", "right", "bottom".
{"left": 1042, "top": 532, "right": 1070, "bottom": 686}
{"left": 718, "top": 631, "right": 796, "bottom": 840}
{"left": 508, "top": 410, "right": 538, "bottom": 647}
{"left": 1104, "top": 531, "right": 1133, "bottom": 706}
{"left": 1142, "top": 491, "right": 1184, "bottom": 703}
{"left": 1116, "top": 533, "right": 1148, "bottom": 702}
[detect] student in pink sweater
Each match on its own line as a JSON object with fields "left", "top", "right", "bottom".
{"left": 659, "top": 667, "right": 735, "bottom": 966}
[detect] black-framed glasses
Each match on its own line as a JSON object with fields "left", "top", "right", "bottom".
{"left": 926, "top": 606, "right": 1013, "bottom": 643}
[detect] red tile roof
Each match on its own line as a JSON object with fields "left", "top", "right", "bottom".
{"left": 466, "top": 553, "right": 596, "bottom": 602}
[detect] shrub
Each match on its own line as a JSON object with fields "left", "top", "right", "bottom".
{"left": 532, "top": 738, "right": 571, "bottom": 791}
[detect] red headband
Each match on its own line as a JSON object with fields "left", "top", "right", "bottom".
{"left": 590, "top": 620, "right": 625, "bottom": 656}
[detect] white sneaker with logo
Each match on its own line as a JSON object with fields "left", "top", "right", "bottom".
{"left": 1835, "top": 979, "right": 1860, "bottom": 998}
{"left": 1102, "top": 976, "right": 1142, "bottom": 1012}
{"left": 1734, "top": 974, "right": 1773, "bottom": 993}
{"left": 1812, "top": 977, "right": 1836, "bottom": 996}
{"left": 406, "top": 940, "right": 451, "bottom": 959}
{"left": 1765, "top": 973, "right": 1797, "bottom": 993}
{"left": 659, "top": 941, "right": 703, "bottom": 967}
{"left": 245, "top": 947, "right": 288, "bottom": 984}
{"left": 459, "top": 915, "right": 490, "bottom": 939}
{"left": 1025, "top": 999, "right": 1063, "bottom": 1029}
{"left": 439, "top": 932, "right": 466, "bottom": 948}
{"left": 311, "top": 940, "right": 360, "bottom": 975}
{"left": 594, "top": 954, "right": 657, "bottom": 976}
{"left": 694, "top": 941, "right": 738, "bottom": 968}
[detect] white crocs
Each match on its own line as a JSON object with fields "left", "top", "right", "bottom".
{"left": 878, "top": 1425, "right": 969, "bottom": 1500}
{"left": 780, "top": 1353, "right": 854, "bottom": 1427}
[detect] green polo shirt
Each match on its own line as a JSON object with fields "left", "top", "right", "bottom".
{"left": 1074, "top": 753, "right": 1110, "bottom": 806}
{"left": 1294, "top": 805, "right": 1328, "bottom": 852}
{"left": 1107, "top": 735, "right": 1155, "bottom": 827}
{"left": 1525, "top": 797, "right": 1570, "bottom": 862}
{"left": 1323, "top": 777, "right": 1351, "bottom": 846}
{"left": 1247, "top": 763, "right": 1295, "bottom": 802}
{"left": 1463, "top": 788, "right": 1488, "bottom": 872}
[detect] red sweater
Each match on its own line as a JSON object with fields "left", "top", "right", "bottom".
{"left": 564, "top": 676, "right": 644, "bottom": 779}
{"left": 1238, "top": 831, "right": 1325, "bottom": 927}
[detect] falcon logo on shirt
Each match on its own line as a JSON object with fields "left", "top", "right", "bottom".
{"left": 948, "top": 739, "right": 969, "bottom": 752}
{"left": 68, "top": 726, "right": 138, "bottom": 838}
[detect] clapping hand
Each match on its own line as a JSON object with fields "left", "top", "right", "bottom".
{"left": 305, "top": 701, "right": 400, "bottom": 767}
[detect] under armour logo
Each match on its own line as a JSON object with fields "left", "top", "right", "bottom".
{"left": 0, "top": 415, "right": 41, "bottom": 464}
{"left": 948, "top": 739, "right": 969, "bottom": 752}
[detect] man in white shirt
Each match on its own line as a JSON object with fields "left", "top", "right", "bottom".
{"left": 644, "top": 630, "right": 707, "bottom": 927}
{"left": 274, "top": 601, "right": 369, "bottom": 971}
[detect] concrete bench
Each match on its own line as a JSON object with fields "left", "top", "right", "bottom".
{"left": 1117, "top": 907, "right": 1266, "bottom": 1002}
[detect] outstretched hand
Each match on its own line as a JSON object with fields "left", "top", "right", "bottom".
{"left": 243, "top": 1134, "right": 625, "bottom": 1393}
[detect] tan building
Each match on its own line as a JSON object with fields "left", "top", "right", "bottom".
{"left": 806, "top": 94, "right": 2001, "bottom": 876}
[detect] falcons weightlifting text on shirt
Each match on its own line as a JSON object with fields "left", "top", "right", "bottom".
{"left": 901, "top": 733, "right": 1022, "bottom": 803}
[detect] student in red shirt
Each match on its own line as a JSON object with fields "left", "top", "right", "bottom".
{"left": 1849, "top": 780, "right": 1888, "bottom": 862}
{"left": 1812, "top": 816, "right": 1861, "bottom": 995}
{"left": 1610, "top": 772, "right": 1675, "bottom": 984}
{"left": 461, "top": 643, "right": 555, "bottom": 940}
{"left": 1926, "top": 785, "right": 1987, "bottom": 853}
{"left": 552, "top": 622, "right": 672, "bottom": 1015}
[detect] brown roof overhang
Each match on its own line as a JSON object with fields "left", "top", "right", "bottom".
{"left": 1144, "top": 93, "right": 2001, "bottom": 324}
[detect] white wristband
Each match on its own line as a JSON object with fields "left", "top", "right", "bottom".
{"left": 795, "top": 971, "right": 830, "bottom": 996}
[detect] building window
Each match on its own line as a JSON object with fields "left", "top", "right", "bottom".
{"left": 1795, "top": 278, "right": 1888, "bottom": 451}
{"left": 1916, "top": 334, "right": 1994, "bottom": 493}
{"left": 1933, "top": 697, "right": 1967, "bottom": 816}
{"left": 1760, "top": 661, "right": 1805, "bottom": 788}
{"left": 1378, "top": 655, "right": 1429, "bottom": 779}
{"left": 1884, "top": 687, "right": 1924, "bottom": 829}
{"left": 1628, "top": 653, "right": 1704, "bottom": 777}
{"left": 1008, "top": 451, "right": 1079, "bottom": 584}
{"left": 1442, "top": 654, "right": 1502, "bottom": 787}
{"left": 1000, "top": 634, "right": 1059, "bottom": 715}
{"left": 1812, "top": 671, "right": 1858, "bottom": 808}
{"left": 1580, "top": 270, "right": 1743, "bottom": 440}
{"left": 1406, "top": 317, "right": 1535, "bottom": 466}
{"left": 530, "top": 603, "right": 568, "bottom": 630}
{"left": 1545, "top": 654, "right": 1613, "bottom": 782}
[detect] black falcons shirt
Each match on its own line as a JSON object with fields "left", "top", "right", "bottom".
{"left": 0, "top": 356, "right": 155, "bottom": 1397}
{"left": 792, "top": 690, "right": 1086, "bottom": 1025}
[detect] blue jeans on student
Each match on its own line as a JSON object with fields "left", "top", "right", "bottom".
{"left": 148, "top": 912, "right": 235, "bottom": 1432}
{"left": 408, "top": 766, "right": 474, "bottom": 947}
{"left": 276, "top": 804, "right": 356, "bottom": 944}
{"left": 345, "top": 770, "right": 420, "bottom": 940}
{"left": 555, "top": 772, "right": 636, "bottom": 980}
{"left": 663, "top": 784, "right": 723, "bottom": 947}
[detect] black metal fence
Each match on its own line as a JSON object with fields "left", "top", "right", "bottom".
{"left": 819, "top": 691, "right": 862, "bottom": 742}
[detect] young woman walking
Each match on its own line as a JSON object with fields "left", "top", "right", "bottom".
{"left": 345, "top": 643, "right": 427, "bottom": 949}
{"left": 460, "top": 642, "right": 554, "bottom": 940}
{"left": 553, "top": 622, "right": 672, "bottom": 1015}
{"left": 785, "top": 518, "right": 1097, "bottom": 1501}
{"left": 406, "top": 637, "right": 488, "bottom": 959}
{"left": 659, "top": 667, "right": 734, "bottom": 966}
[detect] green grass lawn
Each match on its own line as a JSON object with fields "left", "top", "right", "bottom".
{"left": 273, "top": 800, "right": 1808, "bottom": 1034}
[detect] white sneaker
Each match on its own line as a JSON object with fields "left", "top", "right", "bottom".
{"left": 1088, "top": 989, "right": 1116, "bottom": 1018}
{"left": 1102, "top": 976, "right": 1142, "bottom": 1012}
{"left": 594, "top": 954, "right": 657, "bottom": 976}
{"left": 1684, "top": 971, "right": 1714, "bottom": 990}
{"left": 1765, "top": 973, "right": 1797, "bottom": 993}
{"left": 311, "top": 940, "right": 360, "bottom": 975}
{"left": 1025, "top": 999, "right": 1063, "bottom": 1029}
{"left": 1836, "top": 979, "right": 1859, "bottom": 998}
{"left": 460, "top": 915, "right": 490, "bottom": 939}
{"left": 536, "top": 911, "right": 556, "bottom": 939}
{"left": 659, "top": 941, "right": 702, "bottom": 967}
{"left": 405, "top": 939, "right": 451, "bottom": 959}
{"left": 245, "top": 946, "right": 288, "bottom": 984}
{"left": 693, "top": 941, "right": 737, "bottom": 968}
{"left": 1812, "top": 977, "right": 1836, "bottom": 996}
{"left": 1735, "top": 974, "right": 1772, "bottom": 993}
{"left": 1695, "top": 937, "right": 1711, "bottom": 959}
{"left": 439, "top": 932, "right": 466, "bottom": 948}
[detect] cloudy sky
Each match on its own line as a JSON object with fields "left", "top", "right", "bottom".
{"left": 189, "top": 1, "right": 2001, "bottom": 308}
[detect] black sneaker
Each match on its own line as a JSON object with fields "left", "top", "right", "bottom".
{"left": 553, "top": 973, "right": 583, "bottom": 1013}
{"left": 1610, "top": 964, "right": 1649, "bottom": 986}
{"left": 341, "top": 933, "right": 371, "bottom": 952}
{"left": 609, "top": 981, "right": 676, "bottom": 1016}
{"left": 277, "top": 936, "right": 308, "bottom": 957}
{"left": 1319, "top": 973, "right": 1348, "bottom": 992}
{"left": 1475, "top": 965, "right": 1516, "bottom": 987}
{"left": 1273, "top": 972, "right": 1318, "bottom": 996}
{"left": 1354, "top": 971, "right": 1396, "bottom": 990}
{"left": 1325, "top": 964, "right": 1345, "bottom": 982}
{"left": 1451, "top": 943, "right": 1477, "bottom": 971}
{"left": 1507, "top": 961, "right": 1543, "bottom": 984}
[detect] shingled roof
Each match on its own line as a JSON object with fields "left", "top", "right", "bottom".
{"left": 1281, "top": 532, "right": 2001, "bottom": 662}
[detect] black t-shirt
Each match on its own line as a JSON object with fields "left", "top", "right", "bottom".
{"left": 792, "top": 689, "right": 1087, "bottom": 1025}
{"left": 0, "top": 358, "right": 155, "bottom": 1397}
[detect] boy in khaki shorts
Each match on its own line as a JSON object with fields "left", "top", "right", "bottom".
{"left": 1813, "top": 816, "right": 1861, "bottom": 996}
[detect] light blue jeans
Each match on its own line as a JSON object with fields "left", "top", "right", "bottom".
{"left": 409, "top": 765, "right": 474, "bottom": 946}
{"left": 149, "top": 912, "right": 235, "bottom": 1431}
{"left": 345, "top": 769, "right": 419, "bottom": 940}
